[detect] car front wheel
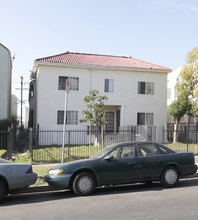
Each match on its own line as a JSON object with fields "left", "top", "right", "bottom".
{"left": 161, "top": 166, "right": 179, "bottom": 187}
{"left": 0, "top": 180, "right": 6, "bottom": 202}
{"left": 72, "top": 172, "right": 95, "bottom": 196}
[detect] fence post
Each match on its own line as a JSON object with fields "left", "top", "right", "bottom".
{"left": 68, "top": 131, "right": 70, "bottom": 161}
{"left": 29, "top": 128, "right": 33, "bottom": 164}
{"left": 7, "top": 127, "right": 12, "bottom": 159}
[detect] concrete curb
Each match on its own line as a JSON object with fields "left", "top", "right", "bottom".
{"left": 12, "top": 172, "right": 198, "bottom": 194}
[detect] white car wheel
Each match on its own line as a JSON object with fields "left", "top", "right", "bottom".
{"left": 73, "top": 172, "right": 95, "bottom": 196}
{"left": 161, "top": 166, "right": 179, "bottom": 187}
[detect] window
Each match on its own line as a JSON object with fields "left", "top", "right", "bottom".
{"left": 109, "top": 145, "right": 136, "bottom": 159}
{"left": 137, "top": 143, "right": 160, "bottom": 157}
{"left": 138, "top": 82, "right": 154, "bottom": 95}
{"left": 57, "top": 111, "right": 78, "bottom": 125}
{"left": 167, "top": 88, "right": 171, "bottom": 100}
{"left": 158, "top": 145, "right": 170, "bottom": 154}
{"left": 58, "top": 76, "right": 79, "bottom": 90}
{"left": 29, "top": 82, "right": 34, "bottom": 98}
{"left": 137, "top": 113, "right": 153, "bottom": 125}
{"left": 105, "top": 79, "right": 114, "bottom": 92}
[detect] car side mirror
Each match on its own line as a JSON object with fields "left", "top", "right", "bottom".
{"left": 104, "top": 155, "right": 114, "bottom": 161}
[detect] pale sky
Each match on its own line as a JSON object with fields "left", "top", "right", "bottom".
{"left": 1, "top": 0, "right": 198, "bottom": 109}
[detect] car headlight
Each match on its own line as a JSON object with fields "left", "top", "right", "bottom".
{"left": 49, "top": 169, "right": 63, "bottom": 175}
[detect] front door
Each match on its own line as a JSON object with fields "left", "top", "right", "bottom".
{"left": 106, "top": 112, "right": 114, "bottom": 132}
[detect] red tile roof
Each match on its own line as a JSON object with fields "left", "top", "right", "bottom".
{"left": 35, "top": 52, "right": 170, "bottom": 71}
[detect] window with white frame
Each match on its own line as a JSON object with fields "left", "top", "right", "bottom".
{"left": 138, "top": 82, "right": 154, "bottom": 95}
{"left": 105, "top": 79, "right": 114, "bottom": 93}
{"left": 57, "top": 111, "right": 78, "bottom": 125}
{"left": 137, "top": 113, "right": 153, "bottom": 125}
{"left": 58, "top": 76, "right": 79, "bottom": 90}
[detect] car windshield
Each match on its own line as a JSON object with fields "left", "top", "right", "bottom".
{"left": 90, "top": 144, "right": 116, "bottom": 159}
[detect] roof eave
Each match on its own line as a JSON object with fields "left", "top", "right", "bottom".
{"left": 33, "top": 61, "right": 171, "bottom": 73}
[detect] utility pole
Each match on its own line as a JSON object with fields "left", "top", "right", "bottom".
{"left": 15, "top": 76, "right": 28, "bottom": 128}
{"left": 62, "top": 79, "right": 70, "bottom": 163}
{"left": 20, "top": 76, "right": 23, "bottom": 127}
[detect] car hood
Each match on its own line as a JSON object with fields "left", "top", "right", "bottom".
{"left": 50, "top": 158, "right": 97, "bottom": 171}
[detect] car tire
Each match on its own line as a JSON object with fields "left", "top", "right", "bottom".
{"left": 0, "top": 180, "right": 6, "bottom": 202}
{"left": 161, "top": 166, "right": 179, "bottom": 187}
{"left": 72, "top": 172, "right": 95, "bottom": 196}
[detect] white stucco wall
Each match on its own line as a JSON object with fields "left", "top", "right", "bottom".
{"left": 0, "top": 44, "right": 12, "bottom": 120}
{"left": 167, "top": 67, "right": 182, "bottom": 106}
{"left": 34, "top": 64, "right": 168, "bottom": 130}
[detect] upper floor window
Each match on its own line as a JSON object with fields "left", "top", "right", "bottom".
{"left": 167, "top": 88, "right": 171, "bottom": 100}
{"left": 105, "top": 79, "right": 114, "bottom": 93}
{"left": 29, "top": 82, "right": 34, "bottom": 99}
{"left": 137, "top": 113, "right": 153, "bottom": 125}
{"left": 58, "top": 76, "right": 79, "bottom": 91}
{"left": 138, "top": 82, "right": 154, "bottom": 95}
{"left": 57, "top": 110, "right": 78, "bottom": 125}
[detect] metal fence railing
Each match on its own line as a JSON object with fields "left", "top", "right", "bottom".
{"left": 0, "top": 130, "right": 8, "bottom": 158}
{"left": 31, "top": 128, "right": 137, "bottom": 163}
{"left": 31, "top": 125, "right": 198, "bottom": 164}
{"left": 2, "top": 125, "right": 198, "bottom": 163}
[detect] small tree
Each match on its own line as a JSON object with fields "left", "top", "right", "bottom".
{"left": 177, "top": 47, "right": 198, "bottom": 113}
{"left": 80, "top": 90, "right": 108, "bottom": 149}
{"left": 168, "top": 90, "right": 192, "bottom": 142}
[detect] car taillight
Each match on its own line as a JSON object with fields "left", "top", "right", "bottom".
{"left": 26, "top": 167, "right": 33, "bottom": 173}
{"left": 192, "top": 157, "right": 195, "bottom": 164}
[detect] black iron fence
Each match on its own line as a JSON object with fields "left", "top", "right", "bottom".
{"left": 31, "top": 128, "right": 137, "bottom": 163}
{"left": 0, "top": 127, "right": 29, "bottom": 159}
{"left": 31, "top": 125, "right": 198, "bottom": 164}
{"left": 2, "top": 125, "right": 198, "bottom": 163}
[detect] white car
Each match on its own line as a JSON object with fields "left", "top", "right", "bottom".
{"left": 0, "top": 158, "right": 37, "bottom": 201}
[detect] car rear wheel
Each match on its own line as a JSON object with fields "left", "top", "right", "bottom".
{"left": 72, "top": 172, "right": 95, "bottom": 196}
{"left": 0, "top": 180, "right": 6, "bottom": 202}
{"left": 161, "top": 166, "right": 179, "bottom": 187}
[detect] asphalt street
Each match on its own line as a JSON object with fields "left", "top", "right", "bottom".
{"left": 1, "top": 177, "right": 198, "bottom": 220}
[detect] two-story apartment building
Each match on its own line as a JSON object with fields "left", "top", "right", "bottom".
{"left": 29, "top": 52, "right": 171, "bottom": 134}
{"left": 0, "top": 43, "right": 12, "bottom": 120}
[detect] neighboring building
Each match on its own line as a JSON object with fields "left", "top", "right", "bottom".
{"left": 0, "top": 43, "right": 12, "bottom": 120}
{"left": 24, "top": 106, "right": 29, "bottom": 128}
{"left": 167, "top": 66, "right": 197, "bottom": 124}
{"left": 11, "top": 95, "right": 18, "bottom": 117}
{"left": 167, "top": 67, "right": 181, "bottom": 107}
{"left": 29, "top": 51, "right": 171, "bottom": 136}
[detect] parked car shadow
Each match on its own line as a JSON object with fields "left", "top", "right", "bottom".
{"left": 1, "top": 178, "right": 198, "bottom": 206}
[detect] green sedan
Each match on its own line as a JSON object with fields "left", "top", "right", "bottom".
{"left": 45, "top": 141, "right": 197, "bottom": 196}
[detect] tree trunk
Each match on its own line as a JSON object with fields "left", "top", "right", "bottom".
{"left": 173, "top": 119, "right": 179, "bottom": 143}
{"left": 89, "top": 122, "right": 91, "bottom": 156}
{"left": 101, "top": 125, "right": 104, "bottom": 148}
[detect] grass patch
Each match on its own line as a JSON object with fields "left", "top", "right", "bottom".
{"left": 11, "top": 151, "right": 31, "bottom": 164}
{"left": 0, "top": 149, "right": 6, "bottom": 158}
{"left": 32, "top": 145, "right": 103, "bottom": 164}
{"left": 33, "top": 165, "right": 55, "bottom": 186}
{"left": 164, "top": 142, "right": 198, "bottom": 155}
{"left": 195, "top": 156, "right": 198, "bottom": 163}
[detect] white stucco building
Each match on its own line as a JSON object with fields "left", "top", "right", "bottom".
{"left": 29, "top": 52, "right": 171, "bottom": 134}
{"left": 167, "top": 67, "right": 182, "bottom": 106}
{"left": 0, "top": 43, "right": 12, "bottom": 120}
{"left": 11, "top": 95, "right": 18, "bottom": 117}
